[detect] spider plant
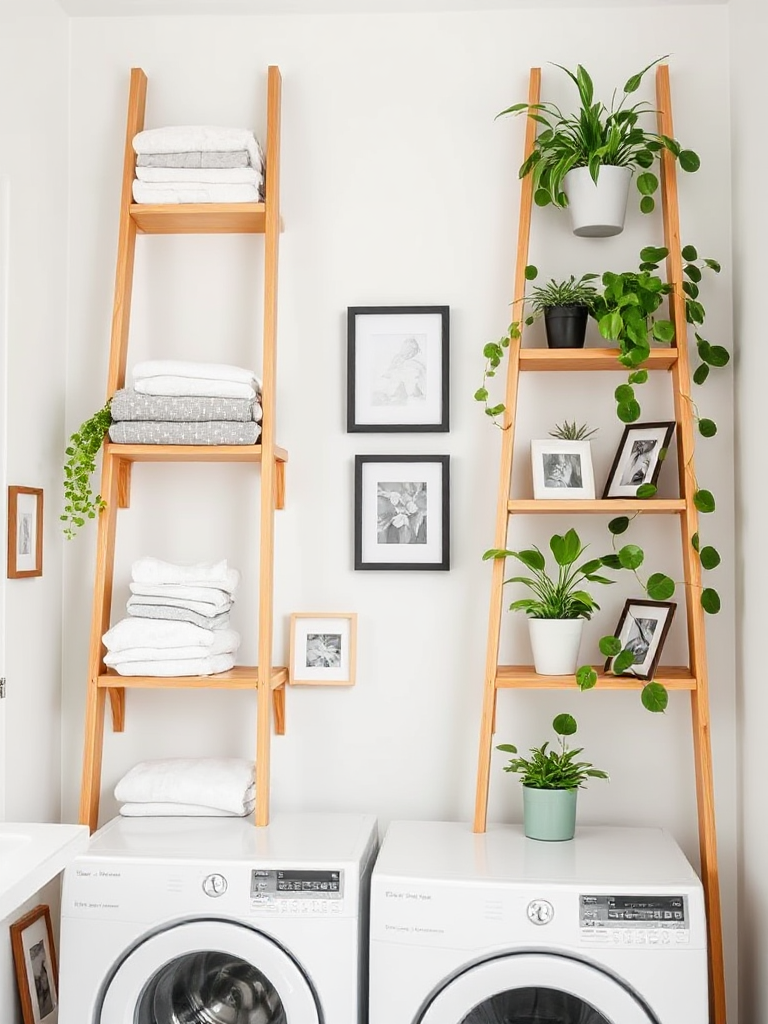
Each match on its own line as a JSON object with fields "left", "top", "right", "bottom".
{"left": 549, "top": 420, "right": 597, "bottom": 441}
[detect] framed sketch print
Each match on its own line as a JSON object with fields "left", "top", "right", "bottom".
{"left": 605, "top": 599, "right": 676, "bottom": 680}
{"left": 10, "top": 905, "right": 58, "bottom": 1024}
{"left": 289, "top": 613, "right": 357, "bottom": 686}
{"left": 7, "top": 486, "right": 43, "bottom": 579}
{"left": 531, "top": 440, "right": 595, "bottom": 500}
{"left": 347, "top": 306, "right": 449, "bottom": 432}
{"left": 355, "top": 454, "right": 450, "bottom": 570}
{"left": 603, "top": 421, "right": 675, "bottom": 499}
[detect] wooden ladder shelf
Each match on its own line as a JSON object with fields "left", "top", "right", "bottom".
{"left": 79, "top": 66, "right": 286, "bottom": 831}
{"left": 472, "top": 66, "right": 726, "bottom": 1023}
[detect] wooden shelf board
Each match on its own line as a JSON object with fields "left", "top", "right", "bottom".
{"left": 130, "top": 203, "right": 267, "bottom": 234}
{"left": 104, "top": 443, "right": 288, "bottom": 464}
{"left": 98, "top": 666, "right": 288, "bottom": 690}
{"left": 518, "top": 348, "right": 677, "bottom": 372}
{"left": 508, "top": 498, "right": 685, "bottom": 514}
{"left": 496, "top": 665, "right": 695, "bottom": 690}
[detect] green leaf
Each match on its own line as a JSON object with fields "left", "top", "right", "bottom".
{"left": 553, "top": 713, "right": 577, "bottom": 737}
{"left": 599, "top": 635, "right": 623, "bottom": 657}
{"left": 534, "top": 188, "right": 551, "bottom": 207}
{"left": 608, "top": 516, "right": 630, "bottom": 535}
{"left": 517, "top": 548, "right": 547, "bottom": 571}
{"left": 681, "top": 244, "right": 698, "bottom": 261}
{"left": 641, "top": 682, "right": 669, "bottom": 713}
{"left": 699, "top": 418, "right": 718, "bottom": 438}
{"left": 599, "top": 311, "right": 623, "bottom": 341}
{"left": 701, "top": 588, "right": 721, "bottom": 614}
{"left": 525, "top": 264, "right": 539, "bottom": 281}
{"left": 708, "top": 345, "right": 730, "bottom": 367}
{"left": 637, "top": 172, "right": 658, "bottom": 196}
{"left": 652, "top": 320, "right": 676, "bottom": 343}
{"left": 550, "top": 528, "right": 581, "bottom": 567}
{"left": 693, "top": 364, "right": 710, "bottom": 385}
{"left": 612, "top": 649, "right": 637, "bottom": 675}
{"left": 691, "top": 532, "right": 700, "bottom": 552}
{"left": 640, "top": 196, "right": 655, "bottom": 215}
{"left": 704, "top": 258, "right": 722, "bottom": 273}
{"left": 636, "top": 483, "right": 657, "bottom": 499}
{"left": 679, "top": 149, "right": 701, "bottom": 172}
{"left": 615, "top": 383, "right": 635, "bottom": 404}
{"left": 700, "top": 545, "right": 721, "bottom": 570}
{"left": 640, "top": 246, "right": 669, "bottom": 263}
{"left": 694, "top": 489, "right": 716, "bottom": 513}
{"left": 617, "top": 399, "right": 642, "bottom": 423}
{"left": 496, "top": 743, "right": 518, "bottom": 753}
{"left": 628, "top": 369, "right": 648, "bottom": 385}
{"left": 684, "top": 263, "right": 702, "bottom": 283}
{"left": 600, "top": 554, "right": 622, "bottom": 570}
{"left": 618, "top": 544, "right": 644, "bottom": 570}
{"left": 647, "top": 572, "right": 676, "bottom": 601}
{"left": 576, "top": 665, "right": 598, "bottom": 691}
{"left": 474, "top": 388, "right": 488, "bottom": 401}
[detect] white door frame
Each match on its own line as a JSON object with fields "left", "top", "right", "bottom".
{"left": 0, "top": 178, "right": 10, "bottom": 820}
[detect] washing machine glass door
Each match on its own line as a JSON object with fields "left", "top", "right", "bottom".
{"left": 99, "top": 920, "right": 320, "bottom": 1024}
{"left": 418, "top": 953, "right": 657, "bottom": 1024}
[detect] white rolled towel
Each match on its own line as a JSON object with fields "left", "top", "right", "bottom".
{"left": 104, "top": 629, "right": 240, "bottom": 666}
{"left": 132, "top": 126, "right": 263, "bottom": 171}
{"left": 132, "top": 557, "right": 240, "bottom": 594}
{"left": 129, "top": 583, "right": 233, "bottom": 611}
{"left": 120, "top": 800, "right": 255, "bottom": 818}
{"left": 132, "top": 360, "right": 261, "bottom": 389}
{"left": 103, "top": 616, "right": 223, "bottom": 653}
{"left": 115, "top": 757, "right": 256, "bottom": 815}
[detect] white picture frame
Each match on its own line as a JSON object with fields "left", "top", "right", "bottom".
{"left": 531, "top": 439, "right": 595, "bottom": 500}
{"left": 289, "top": 613, "right": 357, "bottom": 686}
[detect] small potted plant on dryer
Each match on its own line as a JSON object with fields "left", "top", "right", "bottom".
{"left": 483, "top": 528, "right": 614, "bottom": 675}
{"left": 497, "top": 713, "right": 609, "bottom": 841}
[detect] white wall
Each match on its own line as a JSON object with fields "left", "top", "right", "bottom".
{"left": 730, "top": 1, "right": 768, "bottom": 1021}
{"left": 62, "top": 6, "right": 737, "bottom": 1013}
{"left": 0, "top": 2, "right": 68, "bottom": 822}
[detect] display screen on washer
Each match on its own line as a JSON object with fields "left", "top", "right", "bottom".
{"left": 250, "top": 869, "right": 343, "bottom": 899}
{"left": 580, "top": 895, "right": 687, "bottom": 928}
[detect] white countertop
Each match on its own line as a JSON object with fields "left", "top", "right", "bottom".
{"left": 0, "top": 823, "right": 90, "bottom": 920}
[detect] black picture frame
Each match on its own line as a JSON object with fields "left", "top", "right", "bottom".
{"left": 602, "top": 421, "right": 676, "bottom": 499}
{"left": 347, "top": 306, "right": 450, "bottom": 432}
{"left": 354, "top": 454, "right": 450, "bottom": 570}
{"left": 605, "top": 599, "right": 677, "bottom": 680}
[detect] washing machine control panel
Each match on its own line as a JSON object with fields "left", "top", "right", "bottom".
{"left": 249, "top": 869, "right": 345, "bottom": 915}
{"left": 580, "top": 894, "right": 690, "bottom": 947}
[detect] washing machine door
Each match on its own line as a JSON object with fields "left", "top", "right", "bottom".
{"left": 98, "top": 920, "right": 321, "bottom": 1024}
{"left": 417, "top": 952, "right": 659, "bottom": 1024}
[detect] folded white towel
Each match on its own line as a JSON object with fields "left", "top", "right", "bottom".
{"left": 133, "top": 360, "right": 261, "bottom": 388}
{"left": 120, "top": 799, "right": 255, "bottom": 818}
{"left": 115, "top": 757, "right": 256, "bottom": 814}
{"left": 133, "top": 126, "right": 263, "bottom": 170}
{"left": 104, "top": 629, "right": 240, "bottom": 666}
{"left": 103, "top": 616, "right": 223, "bottom": 653}
{"left": 127, "top": 595, "right": 232, "bottom": 617}
{"left": 136, "top": 166, "right": 262, "bottom": 185}
{"left": 109, "top": 653, "right": 236, "bottom": 676}
{"left": 134, "top": 377, "right": 257, "bottom": 400}
{"left": 129, "top": 583, "right": 233, "bottom": 611}
{"left": 132, "top": 557, "right": 240, "bottom": 593}
{"left": 132, "top": 181, "right": 261, "bottom": 205}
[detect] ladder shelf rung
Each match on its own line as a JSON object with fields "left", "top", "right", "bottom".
{"left": 518, "top": 348, "right": 678, "bottom": 372}
{"left": 507, "top": 498, "right": 685, "bottom": 514}
{"left": 104, "top": 443, "right": 288, "bottom": 464}
{"left": 98, "top": 666, "right": 288, "bottom": 690}
{"left": 495, "top": 665, "right": 696, "bottom": 690}
{"left": 130, "top": 202, "right": 268, "bottom": 235}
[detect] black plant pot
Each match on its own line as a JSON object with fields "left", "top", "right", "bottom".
{"left": 544, "top": 305, "right": 589, "bottom": 349}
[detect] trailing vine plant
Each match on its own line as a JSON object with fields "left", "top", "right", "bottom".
{"left": 62, "top": 401, "right": 113, "bottom": 540}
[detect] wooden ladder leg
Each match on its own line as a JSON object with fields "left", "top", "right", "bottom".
{"left": 79, "top": 684, "right": 107, "bottom": 833}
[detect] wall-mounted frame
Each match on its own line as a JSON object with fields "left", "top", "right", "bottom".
{"left": 347, "top": 305, "right": 449, "bottom": 432}
{"left": 355, "top": 454, "right": 450, "bottom": 570}
{"left": 603, "top": 421, "right": 676, "bottom": 499}
{"left": 8, "top": 486, "right": 43, "bottom": 579}
{"left": 10, "top": 904, "right": 58, "bottom": 1024}
{"left": 530, "top": 440, "right": 595, "bottom": 500}
{"left": 289, "top": 613, "right": 357, "bottom": 686}
{"left": 606, "top": 599, "right": 676, "bottom": 681}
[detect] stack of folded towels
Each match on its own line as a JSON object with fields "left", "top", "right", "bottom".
{"left": 102, "top": 557, "right": 241, "bottom": 676}
{"left": 115, "top": 757, "right": 256, "bottom": 817}
{"left": 109, "top": 359, "right": 262, "bottom": 446}
{"left": 132, "top": 125, "right": 264, "bottom": 205}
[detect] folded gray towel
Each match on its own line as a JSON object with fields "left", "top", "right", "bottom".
{"left": 127, "top": 605, "right": 231, "bottom": 630}
{"left": 109, "top": 421, "right": 261, "bottom": 445}
{"left": 110, "top": 388, "right": 262, "bottom": 424}
{"left": 137, "top": 151, "right": 250, "bottom": 169}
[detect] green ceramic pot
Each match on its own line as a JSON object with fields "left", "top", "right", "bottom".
{"left": 523, "top": 785, "right": 578, "bottom": 841}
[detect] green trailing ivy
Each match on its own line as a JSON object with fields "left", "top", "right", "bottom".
{"left": 62, "top": 401, "right": 113, "bottom": 540}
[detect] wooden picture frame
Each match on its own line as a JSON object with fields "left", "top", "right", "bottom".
{"left": 602, "top": 421, "right": 676, "bottom": 499}
{"left": 354, "top": 454, "right": 450, "bottom": 571}
{"left": 605, "top": 599, "right": 677, "bottom": 681}
{"left": 289, "top": 613, "right": 358, "bottom": 686}
{"left": 8, "top": 487, "right": 43, "bottom": 579}
{"left": 10, "top": 904, "right": 58, "bottom": 1024}
{"left": 347, "top": 306, "right": 450, "bottom": 432}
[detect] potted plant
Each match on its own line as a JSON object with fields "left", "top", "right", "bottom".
{"left": 483, "top": 527, "right": 614, "bottom": 674}
{"left": 527, "top": 273, "right": 598, "bottom": 349}
{"left": 498, "top": 58, "right": 700, "bottom": 237}
{"left": 497, "top": 713, "right": 608, "bottom": 841}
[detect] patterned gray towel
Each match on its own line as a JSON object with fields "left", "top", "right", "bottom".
{"left": 110, "top": 388, "right": 262, "bottom": 424}
{"left": 127, "top": 605, "right": 231, "bottom": 630}
{"left": 109, "top": 421, "right": 261, "bottom": 445}
{"left": 136, "top": 151, "right": 251, "bottom": 169}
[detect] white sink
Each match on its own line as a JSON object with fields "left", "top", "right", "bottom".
{"left": 0, "top": 823, "right": 89, "bottom": 920}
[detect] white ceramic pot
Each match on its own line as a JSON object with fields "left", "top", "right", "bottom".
{"left": 563, "top": 165, "right": 633, "bottom": 238}
{"left": 528, "top": 618, "right": 584, "bottom": 675}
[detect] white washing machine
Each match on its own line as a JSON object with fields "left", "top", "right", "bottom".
{"left": 58, "top": 812, "right": 378, "bottom": 1024}
{"left": 369, "top": 821, "right": 708, "bottom": 1024}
